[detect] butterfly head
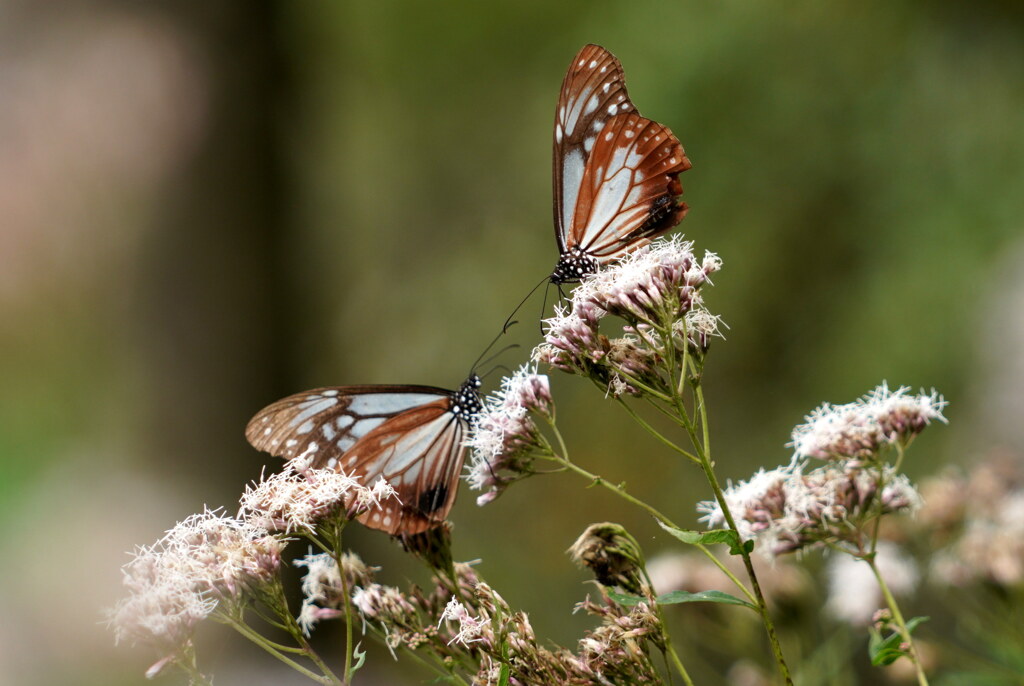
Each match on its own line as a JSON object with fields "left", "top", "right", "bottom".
{"left": 550, "top": 247, "right": 599, "bottom": 285}
{"left": 451, "top": 374, "right": 483, "bottom": 424}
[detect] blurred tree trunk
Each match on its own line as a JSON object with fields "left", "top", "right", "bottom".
{"left": 137, "top": 1, "right": 294, "bottom": 501}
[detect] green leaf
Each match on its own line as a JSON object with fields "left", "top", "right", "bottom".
{"left": 657, "top": 522, "right": 753, "bottom": 555}
{"left": 607, "top": 590, "right": 646, "bottom": 606}
{"left": 656, "top": 590, "right": 757, "bottom": 611}
{"left": 868, "top": 616, "right": 930, "bottom": 666}
{"left": 497, "top": 662, "right": 511, "bottom": 686}
{"left": 608, "top": 589, "right": 756, "bottom": 611}
{"left": 869, "top": 630, "right": 906, "bottom": 666}
{"left": 350, "top": 642, "right": 367, "bottom": 675}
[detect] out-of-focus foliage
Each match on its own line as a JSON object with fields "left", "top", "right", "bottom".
{"left": 1, "top": 0, "right": 1022, "bottom": 683}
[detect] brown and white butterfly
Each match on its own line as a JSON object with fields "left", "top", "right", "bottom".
{"left": 246, "top": 375, "right": 482, "bottom": 536}
{"left": 550, "top": 44, "right": 692, "bottom": 283}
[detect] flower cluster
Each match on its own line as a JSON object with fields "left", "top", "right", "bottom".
{"left": 108, "top": 509, "right": 286, "bottom": 656}
{"left": 330, "top": 554, "right": 672, "bottom": 684}
{"left": 537, "top": 237, "right": 723, "bottom": 397}
{"left": 698, "top": 462, "right": 922, "bottom": 559}
{"left": 572, "top": 236, "right": 720, "bottom": 324}
{"left": 465, "top": 364, "right": 554, "bottom": 505}
{"left": 239, "top": 447, "right": 398, "bottom": 533}
{"left": 571, "top": 595, "right": 665, "bottom": 682}
{"left": 790, "top": 383, "right": 948, "bottom": 461}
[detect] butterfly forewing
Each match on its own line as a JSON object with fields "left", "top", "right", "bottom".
{"left": 553, "top": 44, "right": 634, "bottom": 250}
{"left": 245, "top": 383, "right": 473, "bottom": 535}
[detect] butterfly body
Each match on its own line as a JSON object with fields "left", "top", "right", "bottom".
{"left": 550, "top": 44, "right": 691, "bottom": 284}
{"left": 246, "top": 375, "right": 482, "bottom": 535}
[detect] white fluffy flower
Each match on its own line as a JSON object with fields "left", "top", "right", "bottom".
{"left": 108, "top": 509, "right": 285, "bottom": 650}
{"left": 572, "top": 236, "right": 712, "bottom": 324}
{"left": 464, "top": 365, "right": 553, "bottom": 504}
{"left": 239, "top": 451, "right": 396, "bottom": 532}
{"left": 437, "top": 597, "right": 484, "bottom": 646}
{"left": 790, "top": 383, "right": 947, "bottom": 460}
{"left": 699, "top": 463, "right": 922, "bottom": 559}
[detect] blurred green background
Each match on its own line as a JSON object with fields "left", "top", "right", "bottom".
{"left": 2, "top": 0, "right": 1022, "bottom": 684}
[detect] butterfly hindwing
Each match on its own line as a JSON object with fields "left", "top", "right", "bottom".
{"left": 569, "top": 112, "right": 691, "bottom": 259}
{"left": 245, "top": 384, "right": 471, "bottom": 535}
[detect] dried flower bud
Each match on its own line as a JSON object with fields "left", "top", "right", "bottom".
{"left": 568, "top": 523, "right": 648, "bottom": 595}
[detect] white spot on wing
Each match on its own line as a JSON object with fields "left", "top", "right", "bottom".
{"left": 584, "top": 137, "right": 595, "bottom": 152}
{"left": 347, "top": 393, "right": 437, "bottom": 415}
{"left": 589, "top": 60, "right": 597, "bottom": 68}
{"left": 290, "top": 397, "right": 338, "bottom": 427}
{"left": 582, "top": 168, "right": 633, "bottom": 247}
{"left": 561, "top": 148, "right": 584, "bottom": 232}
{"left": 297, "top": 419, "right": 315, "bottom": 434}
{"left": 384, "top": 414, "right": 452, "bottom": 474}
{"left": 350, "top": 416, "right": 387, "bottom": 440}
{"left": 564, "top": 86, "right": 593, "bottom": 137}
{"left": 322, "top": 424, "right": 336, "bottom": 440}
{"left": 607, "top": 104, "right": 618, "bottom": 115}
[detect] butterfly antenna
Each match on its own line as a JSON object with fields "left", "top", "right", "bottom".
{"left": 501, "top": 274, "right": 550, "bottom": 334}
{"left": 480, "top": 362, "right": 514, "bottom": 383}
{"left": 476, "top": 345, "right": 520, "bottom": 377}
{"left": 538, "top": 280, "right": 553, "bottom": 335}
{"left": 469, "top": 322, "right": 522, "bottom": 376}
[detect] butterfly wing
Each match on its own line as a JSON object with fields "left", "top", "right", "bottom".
{"left": 568, "top": 112, "right": 691, "bottom": 260}
{"left": 246, "top": 385, "right": 468, "bottom": 535}
{"left": 553, "top": 44, "right": 690, "bottom": 269}
{"left": 553, "top": 44, "right": 634, "bottom": 253}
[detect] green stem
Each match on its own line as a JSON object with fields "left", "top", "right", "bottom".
{"left": 221, "top": 613, "right": 339, "bottom": 684}
{"left": 695, "top": 449, "right": 792, "bottom": 685}
{"left": 175, "top": 642, "right": 213, "bottom": 686}
{"left": 615, "top": 397, "right": 699, "bottom": 463}
{"left": 542, "top": 421, "right": 756, "bottom": 604}
{"left": 679, "top": 365, "right": 792, "bottom": 684}
{"left": 868, "top": 557, "right": 930, "bottom": 686}
{"left": 331, "top": 545, "right": 355, "bottom": 684}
